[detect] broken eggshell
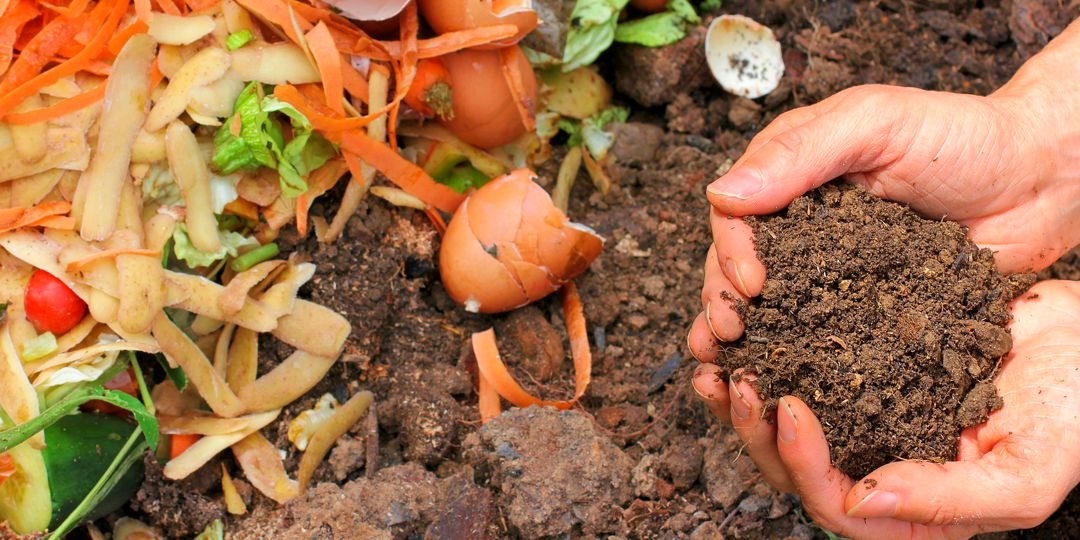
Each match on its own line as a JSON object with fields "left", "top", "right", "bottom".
{"left": 418, "top": 0, "right": 538, "bottom": 48}
{"left": 439, "top": 169, "right": 603, "bottom": 314}
{"left": 321, "top": 0, "right": 410, "bottom": 21}
{"left": 705, "top": 15, "right": 784, "bottom": 99}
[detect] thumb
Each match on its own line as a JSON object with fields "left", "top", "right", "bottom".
{"left": 845, "top": 443, "right": 1067, "bottom": 529}
{"left": 706, "top": 94, "right": 902, "bottom": 216}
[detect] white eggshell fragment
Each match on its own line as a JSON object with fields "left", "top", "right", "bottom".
{"left": 705, "top": 15, "right": 784, "bottom": 99}
{"left": 322, "top": 0, "right": 411, "bottom": 21}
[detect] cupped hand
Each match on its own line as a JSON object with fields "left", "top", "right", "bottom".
{"left": 692, "top": 280, "right": 1080, "bottom": 538}
{"left": 688, "top": 80, "right": 1080, "bottom": 361}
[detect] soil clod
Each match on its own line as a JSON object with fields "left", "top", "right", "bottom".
{"left": 717, "top": 184, "right": 1035, "bottom": 478}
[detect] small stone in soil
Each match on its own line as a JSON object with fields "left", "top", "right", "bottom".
{"left": 463, "top": 406, "right": 634, "bottom": 538}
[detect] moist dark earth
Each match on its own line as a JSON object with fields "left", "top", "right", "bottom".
{"left": 114, "top": 1, "right": 1080, "bottom": 539}
{"left": 716, "top": 184, "right": 1034, "bottom": 479}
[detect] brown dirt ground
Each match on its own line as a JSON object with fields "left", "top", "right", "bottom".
{"left": 118, "top": 1, "right": 1080, "bottom": 539}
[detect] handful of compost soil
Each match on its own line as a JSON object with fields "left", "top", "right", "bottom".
{"left": 717, "top": 184, "right": 1035, "bottom": 479}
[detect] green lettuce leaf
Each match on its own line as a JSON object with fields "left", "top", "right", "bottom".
{"left": 614, "top": 11, "right": 686, "bottom": 46}
{"left": 172, "top": 223, "right": 258, "bottom": 269}
{"left": 614, "top": 0, "right": 700, "bottom": 48}
{"left": 21, "top": 332, "right": 57, "bottom": 362}
{"left": 562, "top": 0, "right": 630, "bottom": 71}
{"left": 212, "top": 83, "right": 340, "bottom": 198}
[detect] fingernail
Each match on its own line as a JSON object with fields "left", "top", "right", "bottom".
{"left": 693, "top": 364, "right": 720, "bottom": 399}
{"left": 687, "top": 325, "right": 701, "bottom": 361}
{"left": 705, "top": 301, "right": 722, "bottom": 340}
{"left": 778, "top": 397, "right": 797, "bottom": 443}
{"left": 707, "top": 169, "right": 764, "bottom": 200}
{"left": 724, "top": 257, "right": 752, "bottom": 297}
{"left": 730, "top": 378, "right": 751, "bottom": 419}
{"left": 847, "top": 490, "right": 900, "bottom": 518}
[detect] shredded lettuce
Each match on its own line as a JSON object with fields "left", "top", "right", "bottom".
{"left": 226, "top": 29, "right": 254, "bottom": 51}
{"left": 143, "top": 163, "right": 241, "bottom": 213}
{"left": 20, "top": 332, "right": 57, "bottom": 363}
{"left": 614, "top": 0, "right": 700, "bottom": 47}
{"left": 171, "top": 223, "right": 258, "bottom": 269}
{"left": 562, "top": 0, "right": 630, "bottom": 71}
{"left": 212, "top": 83, "right": 338, "bottom": 198}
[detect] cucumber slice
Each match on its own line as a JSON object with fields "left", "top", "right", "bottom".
{"left": 0, "top": 441, "right": 52, "bottom": 534}
{"left": 0, "top": 413, "right": 145, "bottom": 534}
{"left": 43, "top": 413, "right": 145, "bottom": 528}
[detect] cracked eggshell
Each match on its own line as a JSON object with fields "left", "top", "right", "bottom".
{"left": 705, "top": 15, "right": 784, "bottom": 99}
{"left": 322, "top": 0, "right": 410, "bottom": 21}
{"left": 440, "top": 46, "right": 537, "bottom": 149}
{"left": 439, "top": 169, "right": 604, "bottom": 314}
{"left": 418, "top": 0, "right": 538, "bottom": 48}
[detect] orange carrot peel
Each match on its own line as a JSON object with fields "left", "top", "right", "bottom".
{"left": 0, "top": 0, "right": 128, "bottom": 117}
{"left": 0, "top": 201, "right": 75, "bottom": 234}
{"left": 339, "top": 131, "right": 464, "bottom": 213}
{"left": 471, "top": 281, "right": 593, "bottom": 419}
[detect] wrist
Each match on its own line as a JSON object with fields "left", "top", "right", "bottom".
{"left": 991, "top": 20, "right": 1080, "bottom": 254}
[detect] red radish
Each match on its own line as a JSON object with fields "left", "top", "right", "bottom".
{"left": 24, "top": 269, "right": 86, "bottom": 335}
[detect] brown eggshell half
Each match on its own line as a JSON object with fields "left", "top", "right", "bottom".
{"left": 440, "top": 198, "right": 530, "bottom": 313}
{"left": 418, "top": 0, "right": 538, "bottom": 47}
{"left": 439, "top": 46, "right": 537, "bottom": 149}
{"left": 439, "top": 169, "right": 604, "bottom": 313}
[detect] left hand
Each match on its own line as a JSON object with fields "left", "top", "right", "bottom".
{"left": 691, "top": 280, "right": 1080, "bottom": 539}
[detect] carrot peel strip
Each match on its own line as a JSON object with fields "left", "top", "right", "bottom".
{"left": 0, "top": 0, "right": 128, "bottom": 117}
{"left": 339, "top": 131, "right": 463, "bottom": 213}
{"left": 0, "top": 0, "right": 40, "bottom": 79}
{"left": 0, "top": 201, "right": 73, "bottom": 234}
{"left": 477, "top": 368, "right": 501, "bottom": 424}
{"left": 66, "top": 248, "right": 161, "bottom": 273}
{"left": 273, "top": 85, "right": 380, "bottom": 132}
{"left": 108, "top": 20, "right": 149, "bottom": 56}
{"left": 305, "top": 22, "right": 344, "bottom": 116}
{"left": 4, "top": 83, "right": 104, "bottom": 124}
{"left": 471, "top": 282, "right": 592, "bottom": 415}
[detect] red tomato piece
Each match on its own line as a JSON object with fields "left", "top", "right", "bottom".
{"left": 24, "top": 269, "right": 87, "bottom": 335}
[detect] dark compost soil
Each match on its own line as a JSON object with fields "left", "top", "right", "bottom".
{"left": 111, "top": 1, "right": 1080, "bottom": 539}
{"left": 715, "top": 184, "right": 1034, "bottom": 479}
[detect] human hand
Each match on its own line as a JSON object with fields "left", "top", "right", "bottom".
{"left": 688, "top": 17, "right": 1080, "bottom": 358}
{"left": 692, "top": 280, "right": 1080, "bottom": 538}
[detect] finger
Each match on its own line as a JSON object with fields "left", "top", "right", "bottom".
{"left": 688, "top": 311, "right": 722, "bottom": 363}
{"left": 775, "top": 396, "right": 924, "bottom": 539}
{"left": 706, "top": 91, "right": 902, "bottom": 216}
{"left": 702, "top": 247, "right": 747, "bottom": 341}
{"left": 844, "top": 444, "right": 1062, "bottom": 532}
{"left": 710, "top": 208, "right": 766, "bottom": 298}
{"left": 727, "top": 372, "right": 795, "bottom": 491}
{"left": 693, "top": 363, "right": 731, "bottom": 424}
{"left": 741, "top": 105, "right": 824, "bottom": 158}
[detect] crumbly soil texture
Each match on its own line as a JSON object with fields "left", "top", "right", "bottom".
{"left": 717, "top": 184, "right": 1034, "bottom": 478}
{"left": 96, "top": 1, "right": 1080, "bottom": 539}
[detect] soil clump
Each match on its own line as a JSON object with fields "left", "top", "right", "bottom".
{"left": 717, "top": 184, "right": 1034, "bottom": 478}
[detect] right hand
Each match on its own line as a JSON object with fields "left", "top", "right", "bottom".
{"left": 688, "top": 17, "right": 1080, "bottom": 359}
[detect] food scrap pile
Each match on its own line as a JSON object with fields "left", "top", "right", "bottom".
{"left": 0, "top": 0, "right": 703, "bottom": 535}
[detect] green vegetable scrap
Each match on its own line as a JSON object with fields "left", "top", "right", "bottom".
{"left": 615, "top": 0, "right": 700, "bottom": 47}
{"left": 562, "top": 0, "right": 630, "bottom": 71}
{"left": 212, "top": 82, "right": 338, "bottom": 197}
{"left": 172, "top": 222, "right": 258, "bottom": 269}
{"left": 226, "top": 29, "right": 254, "bottom": 51}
